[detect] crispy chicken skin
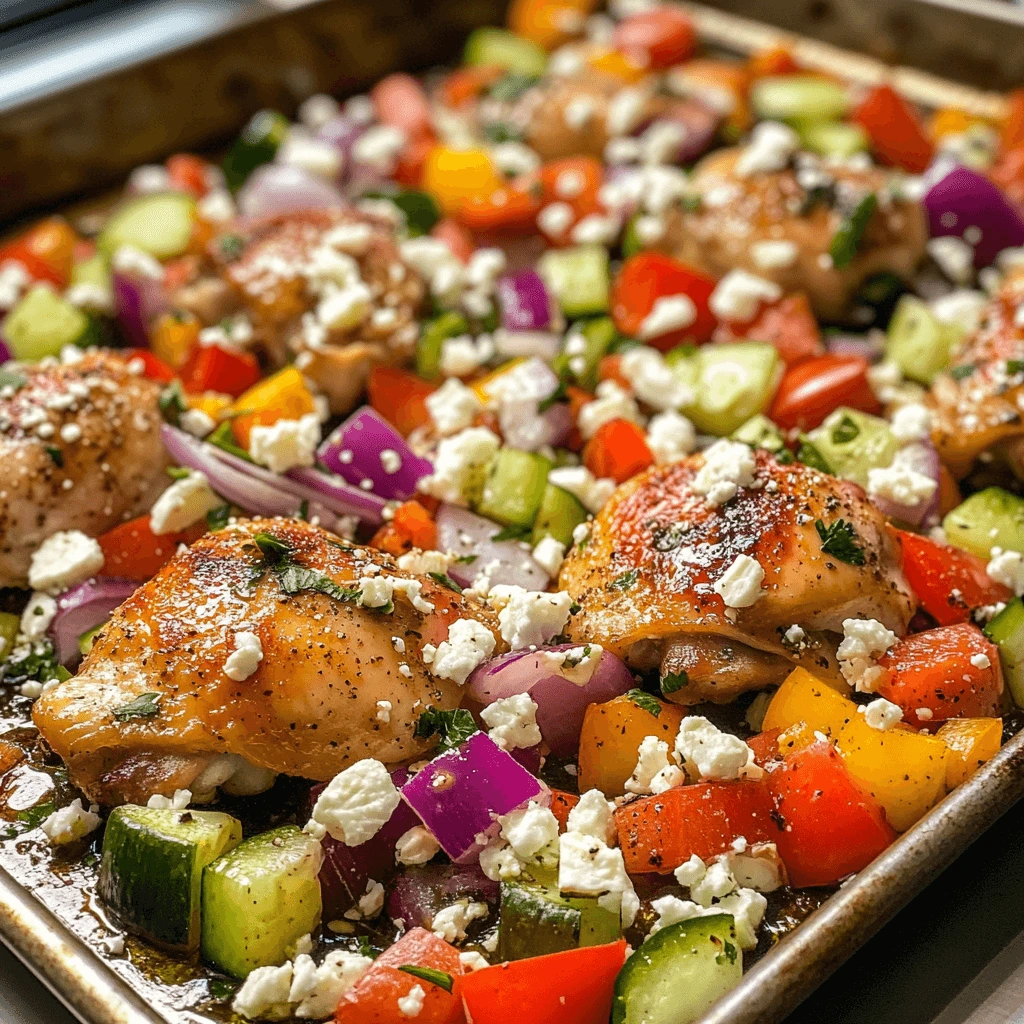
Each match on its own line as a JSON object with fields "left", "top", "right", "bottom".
{"left": 931, "top": 267, "right": 1024, "bottom": 479}
{"left": 659, "top": 148, "right": 927, "bottom": 321}
{"left": 0, "top": 350, "right": 167, "bottom": 588}
{"left": 33, "top": 518, "right": 500, "bottom": 806}
{"left": 559, "top": 450, "right": 914, "bottom": 703}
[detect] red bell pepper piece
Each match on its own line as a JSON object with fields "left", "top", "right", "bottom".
{"left": 456, "top": 181, "right": 543, "bottom": 235}
{"left": 166, "top": 154, "right": 210, "bottom": 197}
{"left": 853, "top": 85, "right": 934, "bottom": 174}
{"left": 583, "top": 418, "right": 654, "bottom": 484}
{"left": 123, "top": 348, "right": 177, "bottom": 383}
{"left": 716, "top": 293, "right": 824, "bottom": 366}
{"left": 180, "top": 344, "right": 261, "bottom": 398}
{"left": 876, "top": 623, "right": 1003, "bottom": 728}
{"left": 98, "top": 515, "right": 207, "bottom": 582}
{"left": 769, "top": 353, "right": 879, "bottom": 431}
{"left": 746, "top": 728, "right": 783, "bottom": 768}
{"left": 0, "top": 217, "right": 78, "bottom": 289}
{"left": 455, "top": 941, "right": 627, "bottom": 1024}
{"left": 768, "top": 740, "right": 896, "bottom": 887}
{"left": 613, "top": 7, "right": 697, "bottom": 70}
{"left": 615, "top": 780, "right": 778, "bottom": 874}
{"left": 372, "top": 74, "right": 434, "bottom": 141}
{"left": 431, "top": 219, "right": 476, "bottom": 264}
{"left": 367, "top": 367, "right": 437, "bottom": 437}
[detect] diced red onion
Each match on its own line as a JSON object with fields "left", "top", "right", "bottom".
{"left": 0, "top": 337, "right": 11, "bottom": 363}
{"left": 315, "top": 115, "right": 365, "bottom": 171}
{"left": 868, "top": 440, "right": 941, "bottom": 528}
{"left": 468, "top": 645, "right": 635, "bottom": 758}
{"left": 50, "top": 577, "right": 137, "bottom": 665}
{"left": 400, "top": 732, "right": 547, "bottom": 863}
{"left": 317, "top": 406, "right": 432, "bottom": 502}
{"left": 112, "top": 269, "right": 166, "bottom": 349}
{"left": 509, "top": 743, "right": 544, "bottom": 774}
{"left": 649, "top": 98, "right": 721, "bottom": 164}
{"left": 923, "top": 163, "right": 1024, "bottom": 269}
{"left": 435, "top": 504, "right": 550, "bottom": 589}
{"left": 386, "top": 863, "right": 500, "bottom": 931}
{"left": 496, "top": 270, "right": 553, "bottom": 332}
{"left": 493, "top": 329, "right": 562, "bottom": 362}
{"left": 236, "top": 164, "right": 345, "bottom": 219}
{"left": 825, "top": 332, "right": 885, "bottom": 361}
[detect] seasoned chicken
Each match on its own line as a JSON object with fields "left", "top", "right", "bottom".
{"left": 0, "top": 350, "right": 168, "bottom": 588}
{"left": 657, "top": 147, "right": 926, "bottom": 321}
{"left": 559, "top": 449, "right": 914, "bottom": 703}
{"left": 33, "top": 518, "right": 500, "bottom": 806}
{"left": 930, "top": 267, "right": 1024, "bottom": 479}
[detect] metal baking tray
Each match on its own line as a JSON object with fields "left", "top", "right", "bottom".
{"left": 4, "top": 2, "right": 1024, "bottom": 1023}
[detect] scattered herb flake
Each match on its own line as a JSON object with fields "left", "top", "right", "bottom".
{"left": 717, "top": 939, "right": 739, "bottom": 966}
{"left": 17, "top": 801, "right": 55, "bottom": 828}
{"left": 796, "top": 439, "right": 833, "bottom": 475}
{"left": 217, "top": 234, "right": 245, "bottom": 262}
{"left": 830, "top": 414, "right": 860, "bottom": 445}
{"left": 610, "top": 569, "right": 638, "bottom": 591}
{"left": 158, "top": 379, "right": 187, "bottom": 426}
{"left": 661, "top": 671, "right": 689, "bottom": 694}
{"left": 1008, "top": 360, "right": 1024, "bottom": 376}
{"left": 454, "top": 554, "right": 477, "bottom": 565}
{"left": 207, "top": 503, "right": 231, "bottom": 531}
{"left": 625, "top": 688, "right": 662, "bottom": 717}
{"left": 166, "top": 466, "right": 190, "bottom": 480}
{"left": 45, "top": 445, "right": 64, "bottom": 467}
{"left": 814, "top": 518, "right": 866, "bottom": 566}
{"left": 414, "top": 707, "right": 478, "bottom": 752}
{"left": 398, "top": 965, "right": 454, "bottom": 993}
{"left": 208, "top": 420, "right": 252, "bottom": 461}
{"left": 112, "top": 692, "right": 161, "bottom": 721}
{"left": 951, "top": 363, "right": 977, "bottom": 381}
{"left": 491, "top": 523, "right": 532, "bottom": 542}
{"left": 428, "top": 572, "right": 463, "bottom": 594}
{"left": 829, "top": 192, "right": 877, "bottom": 269}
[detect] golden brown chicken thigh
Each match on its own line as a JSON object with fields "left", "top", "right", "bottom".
{"left": 33, "top": 518, "right": 500, "bottom": 805}
{"left": 559, "top": 449, "right": 914, "bottom": 703}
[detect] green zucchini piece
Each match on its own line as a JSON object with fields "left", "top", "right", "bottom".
{"left": 464, "top": 27, "right": 547, "bottom": 77}
{"left": 943, "top": 487, "right": 1024, "bottom": 560}
{"left": 98, "top": 192, "right": 197, "bottom": 261}
{"left": 750, "top": 75, "right": 849, "bottom": 123}
{"left": 553, "top": 316, "right": 618, "bottom": 391}
{"left": 222, "top": 109, "right": 290, "bottom": 192}
{"left": 476, "top": 447, "right": 554, "bottom": 529}
{"left": 796, "top": 120, "right": 868, "bottom": 159}
{"left": 885, "top": 295, "right": 959, "bottom": 385}
{"left": 99, "top": 805, "right": 242, "bottom": 951}
{"left": 70, "top": 252, "right": 112, "bottom": 292}
{"left": 539, "top": 246, "right": 610, "bottom": 319}
{"left": 201, "top": 825, "right": 323, "bottom": 978}
{"left": 804, "top": 407, "right": 897, "bottom": 487}
{"left": 417, "top": 311, "right": 469, "bottom": 379}
{"left": 984, "top": 598, "right": 1024, "bottom": 708}
{"left": 685, "top": 342, "right": 781, "bottom": 436}
{"left": 531, "top": 483, "right": 588, "bottom": 547}
{"left": 611, "top": 914, "right": 742, "bottom": 1024}
{"left": 0, "top": 613, "right": 19, "bottom": 664}
{"left": 3, "top": 285, "right": 94, "bottom": 361}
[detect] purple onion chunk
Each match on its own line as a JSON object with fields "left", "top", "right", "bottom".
{"left": 236, "top": 164, "right": 345, "bottom": 219}
{"left": 386, "top": 863, "right": 500, "bottom": 931}
{"left": 50, "top": 578, "right": 138, "bottom": 665}
{"left": 495, "top": 270, "right": 553, "bottom": 333}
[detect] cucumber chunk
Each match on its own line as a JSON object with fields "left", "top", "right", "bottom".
{"left": 804, "top": 407, "right": 897, "bottom": 487}
{"left": 943, "top": 487, "right": 1024, "bottom": 560}
{"left": 532, "top": 483, "right": 588, "bottom": 547}
{"left": 71, "top": 252, "right": 112, "bottom": 292}
{"left": 796, "top": 120, "right": 868, "bottom": 159}
{"left": 611, "top": 914, "right": 742, "bottom": 1024}
{"left": 4, "top": 284, "right": 94, "bottom": 361}
{"left": 99, "top": 805, "right": 242, "bottom": 951}
{"left": 476, "top": 447, "right": 553, "bottom": 528}
{"left": 539, "top": 246, "right": 610, "bottom": 319}
{"left": 886, "top": 295, "right": 959, "bottom": 385}
{"left": 464, "top": 28, "right": 547, "bottom": 77}
{"left": 684, "top": 342, "right": 781, "bottom": 436}
{"left": 731, "top": 414, "right": 789, "bottom": 457}
{"left": 98, "top": 192, "right": 197, "bottom": 261}
{"left": 750, "top": 75, "right": 849, "bottom": 123}
{"left": 222, "top": 109, "right": 290, "bottom": 192}
{"left": 417, "top": 311, "right": 469, "bottom": 379}
{"left": 984, "top": 598, "right": 1024, "bottom": 707}
{"left": 553, "top": 316, "right": 618, "bottom": 391}
{"left": 201, "top": 825, "right": 323, "bottom": 978}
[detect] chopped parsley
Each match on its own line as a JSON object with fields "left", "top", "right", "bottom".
{"left": 950, "top": 363, "right": 977, "bottom": 381}
{"left": 716, "top": 939, "right": 739, "bottom": 966}
{"left": 625, "top": 688, "right": 662, "bottom": 716}
{"left": 829, "top": 192, "right": 877, "bottom": 269}
{"left": 491, "top": 523, "right": 532, "bottom": 542}
{"left": 158, "top": 380, "right": 187, "bottom": 426}
{"left": 830, "top": 414, "right": 861, "bottom": 445}
{"left": 208, "top": 420, "right": 252, "bottom": 461}
{"left": 428, "top": 572, "right": 463, "bottom": 594}
{"left": 414, "top": 707, "right": 478, "bottom": 752}
{"left": 112, "top": 692, "right": 161, "bottom": 721}
{"left": 488, "top": 72, "right": 540, "bottom": 102}
{"left": 45, "top": 446, "right": 63, "bottom": 467}
{"left": 796, "top": 439, "right": 833, "bottom": 475}
{"left": 814, "top": 518, "right": 866, "bottom": 566}
{"left": 217, "top": 233, "right": 245, "bottom": 262}
{"left": 661, "top": 670, "right": 689, "bottom": 694}
{"left": 166, "top": 465, "right": 191, "bottom": 480}
{"left": 398, "top": 966, "right": 454, "bottom": 992}
{"left": 610, "top": 569, "right": 638, "bottom": 591}
{"left": 207, "top": 979, "right": 238, "bottom": 1002}
{"left": 454, "top": 554, "right": 477, "bottom": 565}
{"left": 1008, "top": 360, "right": 1024, "bottom": 376}
{"left": 249, "top": 532, "right": 360, "bottom": 602}
{"left": 0, "top": 638, "right": 66, "bottom": 686}
{"left": 563, "top": 645, "right": 594, "bottom": 668}
{"left": 206, "top": 504, "right": 231, "bottom": 531}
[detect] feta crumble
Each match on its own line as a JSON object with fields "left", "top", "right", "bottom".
{"left": 249, "top": 413, "right": 320, "bottom": 474}
{"left": 499, "top": 800, "right": 560, "bottom": 860}
{"left": 427, "top": 617, "right": 496, "bottom": 685}
{"left": 837, "top": 618, "right": 898, "bottom": 692}
{"left": 735, "top": 121, "right": 800, "bottom": 177}
{"left": 488, "top": 586, "right": 573, "bottom": 649}
{"left": 558, "top": 831, "right": 639, "bottom": 927}
{"left": 620, "top": 346, "right": 694, "bottom": 410}
{"left": 547, "top": 465, "right": 616, "bottom": 514}
{"left": 576, "top": 380, "right": 643, "bottom": 439}
{"left": 708, "top": 269, "right": 782, "bottom": 322}
{"left": 692, "top": 439, "right": 757, "bottom": 506}
{"left": 860, "top": 697, "right": 903, "bottom": 731}
{"left": 565, "top": 789, "right": 616, "bottom": 844}
{"left": 40, "top": 799, "right": 101, "bottom": 845}
{"left": 431, "top": 900, "right": 489, "bottom": 943}
{"left": 675, "top": 716, "right": 758, "bottom": 781}
{"left": 418, "top": 427, "right": 500, "bottom": 505}
{"left": 224, "top": 631, "right": 263, "bottom": 681}
{"left": 150, "top": 471, "right": 222, "bottom": 535}
{"left": 480, "top": 693, "right": 542, "bottom": 750}
{"left": 395, "top": 826, "right": 441, "bottom": 866}
{"left": 713, "top": 553, "right": 765, "bottom": 608}
{"left": 646, "top": 409, "right": 697, "bottom": 464}
{"left": 20, "top": 592, "right": 57, "bottom": 640}
{"left": 306, "top": 758, "right": 400, "bottom": 846}
{"left": 397, "top": 984, "right": 425, "bottom": 1018}
{"left": 624, "top": 735, "right": 685, "bottom": 795}
{"left": 28, "top": 531, "right": 105, "bottom": 594}
{"left": 987, "top": 548, "right": 1024, "bottom": 596}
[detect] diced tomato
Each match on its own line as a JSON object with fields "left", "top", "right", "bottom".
{"left": 123, "top": 348, "right": 177, "bottom": 383}
{"left": 371, "top": 74, "right": 434, "bottom": 140}
{"left": 381, "top": 499, "right": 439, "bottom": 554}
{"left": 597, "top": 354, "right": 630, "bottom": 389}
{"left": 938, "top": 464, "right": 962, "bottom": 517}
{"left": 98, "top": 515, "right": 207, "bottom": 581}
{"left": 747, "top": 728, "right": 783, "bottom": 768}
{"left": 180, "top": 344, "right": 260, "bottom": 398}
{"left": 613, "top": 7, "right": 696, "bottom": 70}
{"left": 165, "top": 154, "right": 210, "bottom": 197}
{"left": 717, "top": 293, "right": 824, "bottom": 366}
{"left": 335, "top": 927, "right": 464, "bottom": 1024}
{"left": 163, "top": 255, "right": 200, "bottom": 292}
{"left": 431, "top": 218, "right": 475, "bottom": 264}
{"left": 456, "top": 941, "right": 627, "bottom": 1024}
{"left": 853, "top": 84, "right": 934, "bottom": 174}
{"left": 612, "top": 253, "right": 717, "bottom": 350}
{"left": 456, "top": 180, "right": 543, "bottom": 235}
{"left": 897, "top": 530, "right": 1011, "bottom": 626}
{"left": 669, "top": 59, "right": 752, "bottom": 135}
{"left": 367, "top": 367, "right": 437, "bottom": 437}
{"left": 615, "top": 781, "right": 778, "bottom": 874}
{"left": 549, "top": 789, "right": 580, "bottom": 832}
{"left": 769, "top": 354, "right": 879, "bottom": 431}
{"left": 0, "top": 216, "right": 78, "bottom": 288}
{"left": 876, "top": 623, "right": 1003, "bottom": 728}
{"left": 583, "top": 418, "right": 654, "bottom": 484}
{"left": 989, "top": 145, "right": 1024, "bottom": 215}
{"left": 539, "top": 157, "right": 604, "bottom": 224}
{"left": 564, "top": 384, "right": 594, "bottom": 452}
{"left": 747, "top": 46, "right": 801, "bottom": 77}
{"left": 440, "top": 65, "right": 504, "bottom": 108}
{"left": 768, "top": 740, "right": 896, "bottom": 887}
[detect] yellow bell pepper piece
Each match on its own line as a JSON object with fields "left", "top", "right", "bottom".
{"left": 422, "top": 147, "right": 504, "bottom": 216}
{"left": 470, "top": 358, "right": 527, "bottom": 403}
{"left": 230, "top": 367, "right": 316, "bottom": 449}
{"left": 188, "top": 391, "right": 233, "bottom": 420}
{"left": 587, "top": 48, "right": 649, "bottom": 84}
{"left": 928, "top": 107, "right": 978, "bottom": 141}
{"left": 762, "top": 667, "right": 857, "bottom": 738}
{"left": 151, "top": 311, "right": 200, "bottom": 369}
{"left": 936, "top": 717, "right": 1002, "bottom": 788}
{"left": 776, "top": 721, "right": 818, "bottom": 758}
{"left": 577, "top": 694, "right": 685, "bottom": 797}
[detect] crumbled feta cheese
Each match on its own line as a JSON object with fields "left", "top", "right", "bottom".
{"left": 532, "top": 535, "right": 566, "bottom": 578}
{"left": 488, "top": 586, "right": 572, "bottom": 650}
{"left": 646, "top": 409, "right": 697, "bottom": 464}
{"left": 538, "top": 644, "right": 604, "bottom": 686}
{"left": 375, "top": 700, "right": 392, "bottom": 724}
{"left": 750, "top": 239, "right": 798, "bottom": 270}
{"left": 565, "top": 788, "right": 616, "bottom": 844}
{"left": 916, "top": 707, "right": 934, "bottom": 721}
{"left": 278, "top": 135, "right": 343, "bottom": 180}
{"left": 971, "top": 652, "right": 992, "bottom": 670}
{"left": 478, "top": 838, "right": 523, "bottom": 881}
{"left": 481, "top": 693, "right": 542, "bottom": 750}
{"left": 352, "top": 125, "right": 407, "bottom": 173}
{"left": 391, "top": 577, "right": 435, "bottom": 614}
{"left": 40, "top": 799, "right": 101, "bottom": 845}
{"left": 292, "top": 951, "right": 372, "bottom": 1018}
{"left": 931, "top": 289, "right": 988, "bottom": 333}
{"left": 66, "top": 282, "right": 113, "bottom": 313}
{"left": 547, "top": 465, "right": 616, "bottom": 515}
{"left": 571, "top": 213, "right": 622, "bottom": 246}
{"left": 674, "top": 854, "right": 707, "bottom": 889}
{"left": 111, "top": 245, "right": 163, "bottom": 280}
{"left": 690, "top": 859, "right": 737, "bottom": 907}
{"left": 639, "top": 120, "right": 687, "bottom": 165}
{"left": 735, "top": 121, "right": 800, "bottom": 177}
{"left": 317, "top": 282, "right": 373, "bottom": 332}
{"left": 99, "top": 934, "right": 125, "bottom": 956}
{"left": 713, "top": 553, "right": 765, "bottom": 609}
{"left": 538, "top": 202, "right": 575, "bottom": 238}
{"left": 418, "top": 427, "right": 500, "bottom": 505}
{"left": 431, "top": 900, "right": 489, "bottom": 943}
{"left": 837, "top": 618, "right": 898, "bottom": 692}
{"left": 625, "top": 735, "right": 685, "bottom": 795}
{"left": 576, "top": 380, "right": 643, "bottom": 439}
{"left": 927, "top": 235, "right": 975, "bottom": 285}
{"left": 692, "top": 439, "right": 758, "bottom": 506}
{"left": 147, "top": 788, "right": 192, "bottom": 810}
{"left": 28, "top": 530, "right": 105, "bottom": 594}
{"left": 358, "top": 575, "right": 394, "bottom": 609}
{"left": 439, "top": 334, "right": 494, "bottom": 378}
{"left": 620, "top": 346, "right": 694, "bottom": 410}
{"left": 459, "top": 951, "right": 490, "bottom": 973}
{"left": 489, "top": 142, "right": 541, "bottom": 177}
{"left": 867, "top": 452, "right": 937, "bottom": 509}
{"left": 179, "top": 408, "right": 216, "bottom": 438}
{"left": 708, "top": 269, "right": 782, "bottom": 322}
{"left": 987, "top": 548, "right": 1024, "bottom": 596}
{"left": 233, "top": 962, "right": 294, "bottom": 1019}
{"left": 0, "top": 260, "right": 32, "bottom": 311}
{"left": 298, "top": 92, "right": 339, "bottom": 130}
{"left": 20, "top": 592, "right": 57, "bottom": 640}
{"left": 397, "top": 984, "right": 425, "bottom": 1018}
{"left": 558, "top": 831, "right": 638, "bottom": 928}
{"left": 424, "top": 377, "right": 483, "bottom": 437}
{"left": 396, "top": 550, "right": 453, "bottom": 576}
{"left": 150, "top": 471, "right": 222, "bottom": 535}
{"left": 224, "top": 631, "right": 263, "bottom": 681}
{"left": 860, "top": 697, "right": 903, "bottom": 731}
{"left": 606, "top": 87, "right": 649, "bottom": 137}
{"left": 427, "top": 617, "right": 496, "bottom": 685}
{"left": 306, "top": 758, "right": 399, "bottom": 845}
{"left": 499, "top": 800, "right": 560, "bottom": 860}
{"left": 890, "top": 403, "right": 933, "bottom": 443}
{"left": 395, "top": 826, "right": 441, "bottom": 866}
{"left": 248, "top": 413, "right": 320, "bottom": 474}
{"left": 675, "top": 716, "right": 756, "bottom": 781}
{"left": 716, "top": 888, "right": 768, "bottom": 950}
{"left": 724, "top": 843, "right": 785, "bottom": 892}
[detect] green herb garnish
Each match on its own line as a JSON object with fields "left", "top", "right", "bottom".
{"left": 428, "top": 572, "right": 463, "bottom": 594}
{"left": 625, "top": 688, "right": 662, "bottom": 716}
{"left": 17, "top": 802, "right": 55, "bottom": 828}
{"left": 363, "top": 189, "right": 440, "bottom": 238}
{"left": 166, "top": 466, "right": 190, "bottom": 480}
{"left": 45, "top": 446, "right": 64, "bottom": 467}
{"left": 112, "top": 692, "right": 161, "bottom": 721}
{"left": 414, "top": 707, "right": 478, "bottom": 752}
{"left": 829, "top": 192, "right": 877, "bottom": 269}
{"left": 814, "top": 518, "right": 866, "bottom": 565}
{"left": 491, "top": 523, "right": 532, "bottom": 542}
{"left": 610, "top": 570, "right": 638, "bottom": 591}
{"left": 158, "top": 379, "right": 187, "bottom": 426}
{"left": 951, "top": 363, "right": 977, "bottom": 381}
{"left": 217, "top": 234, "right": 245, "bottom": 262}
{"left": 796, "top": 439, "right": 833, "bottom": 475}
{"left": 661, "top": 670, "right": 689, "bottom": 694}
{"left": 0, "top": 638, "right": 64, "bottom": 686}
{"left": 830, "top": 414, "right": 860, "bottom": 445}
{"left": 1008, "top": 360, "right": 1024, "bottom": 376}
{"left": 454, "top": 554, "right": 477, "bottom": 565}
{"left": 207, "top": 979, "right": 238, "bottom": 1002}
{"left": 207, "top": 503, "right": 231, "bottom": 531}
{"left": 488, "top": 72, "right": 540, "bottom": 102}
{"left": 208, "top": 420, "right": 252, "bottom": 461}
{"left": 249, "top": 531, "right": 360, "bottom": 602}
{"left": 717, "top": 939, "right": 739, "bottom": 966}
{"left": 398, "top": 966, "right": 454, "bottom": 993}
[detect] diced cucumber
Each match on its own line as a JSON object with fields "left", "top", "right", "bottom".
{"left": 539, "top": 246, "right": 610, "bottom": 319}
{"left": 984, "top": 598, "right": 1024, "bottom": 707}
{"left": 476, "top": 447, "right": 553, "bottom": 528}
{"left": 222, "top": 109, "right": 291, "bottom": 192}
{"left": 71, "top": 252, "right": 111, "bottom": 292}
{"left": 796, "top": 120, "right": 868, "bottom": 159}
{"left": 201, "top": 825, "right": 323, "bottom": 978}
{"left": 943, "top": 487, "right": 1024, "bottom": 560}
{"left": 464, "top": 27, "right": 547, "bottom": 77}
{"left": 3, "top": 285, "right": 94, "bottom": 361}
{"left": 532, "top": 483, "right": 588, "bottom": 547}
{"left": 98, "top": 805, "right": 242, "bottom": 951}
{"left": 78, "top": 621, "right": 107, "bottom": 657}
{"left": 685, "top": 342, "right": 781, "bottom": 436}
{"left": 97, "top": 192, "right": 197, "bottom": 261}
{"left": 750, "top": 75, "right": 849, "bottom": 123}
{"left": 611, "top": 914, "right": 742, "bottom": 1024}
{"left": 885, "top": 295, "right": 959, "bottom": 385}
{"left": 804, "top": 407, "right": 897, "bottom": 487}
{"left": 553, "top": 316, "right": 618, "bottom": 391}
{"left": 0, "top": 613, "right": 20, "bottom": 664}
{"left": 731, "top": 414, "right": 789, "bottom": 457}
{"left": 417, "top": 311, "right": 469, "bottom": 379}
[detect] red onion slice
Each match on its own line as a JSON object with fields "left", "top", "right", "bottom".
{"left": 236, "top": 164, "right": 345, "bottom": 219}
{"left": 50, "top": 577, "right": 138, "bottom": 665}
{"left": 386, "top": 863, "right": 500, "bottom": 932}
{"left": 112, "top": 268, "right": 166, "bottom": 349}
{"left": 868, "top": 440, "right": 941, "bottom": 528}
{"left": 496, "top": 269, "right": 553, "bottom": 333}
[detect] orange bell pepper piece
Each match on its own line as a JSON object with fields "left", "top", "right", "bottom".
{"left": 370, "top": 500, "right": 438, "bottom": 555}
{"left": 0, "top": 217, "right": 78, "bottom": 288}
{"left": 230, "top": 366, "right": 316, "bottom": 449}
{"left": 150, "top": 311, "right": 201, "bottom": 369}
{"left": 583, "top": 418, "right": 654, "bottom": 484}
{"left": 508, "top": 0, "right": 598, "bottom": 50}
{"left": 587, "top": 48, "right": 649, "bottom": 84}
{"left": 367, "top": 366, "right": 437, "bottom": 437}
{"left": 853, "top": 84, "right": 934, "bottom": 173}
{"left": 549, "top": 789, "right": 580, "bottom": 832}
{"left": 747, "top": 45, "right": 800, "bottom": 78}
{"left": 423, "top": 147, "right": 504, "bottom": 217}
{"left": 1002, "top": 88, "right": 1024, "bottom": 153}
{"left": 937, "top": 717, "right": 1002, "bottom": 788}
{"left": 166, "top": 153, "right": 210, "bottom": 196}
{"left": 98, "top": 515, "right": 207, "bottom": 581}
